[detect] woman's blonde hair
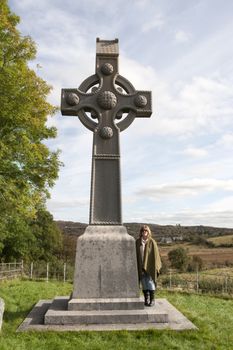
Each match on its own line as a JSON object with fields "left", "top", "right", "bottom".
{"left": 139, "top": 225, "right": 152, "bottom": 238}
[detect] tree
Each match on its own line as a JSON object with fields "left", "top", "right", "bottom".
{"left": 0, "top": 1, "right": 61, "bottom": 261}
{"left": 187, "top": 255, "right": 204, "bottom": 272}
{"left": 168, "top": 247, "right": 189, "bottom": 271}
{"left": 29, "top": 209, "right": 63, "bottom": 262}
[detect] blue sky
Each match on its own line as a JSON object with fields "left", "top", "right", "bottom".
{"left": 9, "top": 0, "right": 233, "bottom": 227}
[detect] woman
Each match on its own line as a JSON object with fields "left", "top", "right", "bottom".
{"left": 136, "top": 225, "right": 162, "bottom": 306}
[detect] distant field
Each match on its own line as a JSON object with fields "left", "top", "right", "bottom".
{"left": 202, "top": 267, "right": 233, "bottom": 275}
{"left": 207, "top": 234, "right": 233, "bottom": 246}
{"left": 159, "top": 243, "right": 233, "bottom": 267}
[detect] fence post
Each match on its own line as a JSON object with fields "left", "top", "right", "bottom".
{"left": 169, "top": 270, "right": 172, "bottom": 289}
{"left": 63, "top": 263, "right": 66, "bottom": 282}
{"left": 196, "top": 267, "right": 199, "bottom": 293}
{"left": 21, "top": 260, "right": 24, "bottom": 276}
{"left": 30, "top": 262, "right": 33, "bottom": 280}
{"left": 225, "top": 276, "right": 228, "bottom": 294}
{"left": 46, "top": 263, "right": 49, "bottom": 283}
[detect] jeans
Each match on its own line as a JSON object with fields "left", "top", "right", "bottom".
{"left": 141, "top": 272, "right": 156, "bottom": 291}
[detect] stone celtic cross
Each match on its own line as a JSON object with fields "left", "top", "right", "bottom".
{"left": 61, "top": 38, "right": 152, "bottom": 225}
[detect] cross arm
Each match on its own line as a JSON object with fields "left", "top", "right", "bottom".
{"left": 61, "top": 88, "right": 97, "bottom": 116}
{"left": 116, "top": 90, "right": 152, "bottom": 118}
{"left": 61, "top": 88, "right": 99, "bottom": 131}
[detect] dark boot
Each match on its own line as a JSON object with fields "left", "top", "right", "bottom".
{"left": 143, "top": 290, "right": 150, "bottom": 306}
{"left": 149, "top": 290, "right": 155, "bottom": 306}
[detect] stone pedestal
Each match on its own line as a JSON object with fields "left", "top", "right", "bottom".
{"left": 72, "top": 225, "right": 140, "bottom": 299}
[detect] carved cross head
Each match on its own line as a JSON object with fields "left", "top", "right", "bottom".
{"left": 61, "top": 38, "right": 152, "bottom": 139}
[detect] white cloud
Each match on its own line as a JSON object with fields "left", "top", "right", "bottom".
{"left": 136, "top": 179, "right": 233, "bottom": 199}
{"left": 174, "top": 30, "right": 191, "bottom": 44}
{"left": 47, "top": 198, "right": 89, "bottom": 210}
{"left": 208, "top": 196, "right": 233, "bottom": 212}
{"left": 142, "top": 14, "right": 165, "bottom": 32}
{"left": 217, "top": 133, "right": 233, "bottom": 149}
{"left": 154, "top": 76, "right": 233, "bottom": 137}
{"left": 142, "top": 209, "right": 233, "bottom": 228}
{"left": 182, "top": 147, "right": 208, "bottom": 158}
{"left": 185, "top": 158, "right": 233, "bottom": 179}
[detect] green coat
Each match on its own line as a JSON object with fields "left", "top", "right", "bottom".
{"left": 136, "top": 237, "right": 162, "bottom": 284}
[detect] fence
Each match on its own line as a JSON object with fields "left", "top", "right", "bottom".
{"left": 1, "top": 262, "right": 233, "bottom": 297}
{"left": 23, "top": 261, "right": 74, "bottom": 282}
{"left": 159, "top": 269, "right": 233, "bottom": 296}
{"left": 0, "top": 262, "right": 24, "bottom": 280}
{"left": 0, "top": 261, "right": 74, "bottom": 282}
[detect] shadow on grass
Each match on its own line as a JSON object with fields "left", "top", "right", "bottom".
{"left": 3, "top": 308, "right": 32, "bottom": 323}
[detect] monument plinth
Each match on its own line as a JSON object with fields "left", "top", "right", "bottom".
{"left": 72, "top": 226, "right": 139, "bottom": 299}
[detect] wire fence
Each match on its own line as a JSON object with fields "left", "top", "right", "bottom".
{"left": 0, "top": 262, "right": 24, "bottom": 280}
{"left": 0, "top": 261, "right": 74, "bottom": 282}
{"left": 23, "top": 261, "right": 75, "bottom": 282}
{"left": 1, "top": 262, "right": 233, "bottom": 296}
{"left": 159, "top": 269, "right": 233, "bottom": 296}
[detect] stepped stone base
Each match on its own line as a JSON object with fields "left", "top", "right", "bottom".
{"left": 44, "top": 296, "right": 168, "bottom": 325}
{"left": 17, "top": 297, "right": 197, "bottom": 331}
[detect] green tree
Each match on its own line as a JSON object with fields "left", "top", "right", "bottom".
{"left": 187, "top": 255, "right": 204, "bottom": 272}
{"left": 0, "top": 1, "right": 61, "bottom": 261}
{"left": 168, "top": 247, "right": 189, "bottom": 272}
{"left": 29, "top": 209, "right": 63, "bottom": 262}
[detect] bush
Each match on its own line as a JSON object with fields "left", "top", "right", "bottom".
{"left": 187, "top": 255, "right": 204, "bottom": 272}
{"left": 160, "top": 258, "right": 169, "bottom": 274}
{"left": 168, "top": 247, "right": 189, "bottom": 272}
{"left": 199, "top": 278, "right": 224, "bottom": 294}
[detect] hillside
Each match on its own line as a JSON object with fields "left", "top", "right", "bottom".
{"left": 56, "top": 221, "right": 233, "bottom": 267}
{"left": 56, "top": 220, "right": 233, "bottom": 241}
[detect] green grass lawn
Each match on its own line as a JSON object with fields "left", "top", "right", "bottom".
{"left": 0, "top": 279, "right": 233, "bottom": 350}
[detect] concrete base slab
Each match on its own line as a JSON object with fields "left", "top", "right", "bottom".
{"left": 17, "top": 298, "right": 197, "bottom": 332}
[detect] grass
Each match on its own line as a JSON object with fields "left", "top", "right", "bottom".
{"left": 0, "top": 279, "right": 233, "bottom": 349}
{"left": 207, "top": 235, "right": 233, "bottom": 247}
{"left": 202, "top": 267, "right": 233, "bottom": 275}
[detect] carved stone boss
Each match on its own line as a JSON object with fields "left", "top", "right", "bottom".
{"left": 61, "top": 38, "right": 152, "bottom": 225}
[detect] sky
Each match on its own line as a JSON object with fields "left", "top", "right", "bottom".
{"left": 8, "top": 0, "right": 233, "bottom": 227}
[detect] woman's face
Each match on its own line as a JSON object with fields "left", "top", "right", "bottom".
{"left": 142, "top": 229, "right": 149, "bottom": 240}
